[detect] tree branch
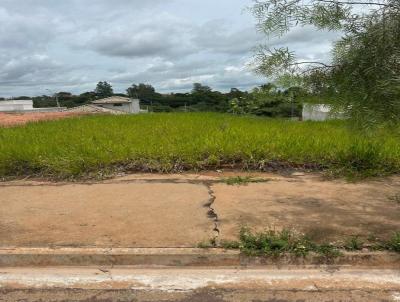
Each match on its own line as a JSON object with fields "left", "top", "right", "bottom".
{"left": 290, "top": 61, "right": 336, "bottom": 67}
{"left": 314, "top": 0, "right": 390, "bottom": 6}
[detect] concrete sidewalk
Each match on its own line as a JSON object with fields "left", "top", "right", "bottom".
{"left": 1, "top": 172, "right": 400, "bottom": 248}
{"left": 1, "top": 267, "right": 400, "bottom": 302}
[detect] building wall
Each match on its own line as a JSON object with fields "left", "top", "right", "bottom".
{"left": 0, "top": 100, "right": 33, "bottom": 112}
{"left": 98, "top": 100, "right": 140, "bottom": 114}
{"left": 302, "top": 103, "right": 342, "bottom": 121}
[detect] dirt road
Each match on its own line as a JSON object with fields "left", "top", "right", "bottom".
{"left": 1, "top": 172, "right": 400, "bottom": 247}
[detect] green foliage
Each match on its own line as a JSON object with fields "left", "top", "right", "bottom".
{"left": 220, "top": 240, "right": 241, "bottom": 249}
{"left": 16, "top": 82, "right": 298, "bottom": 115}
{"left": 209, "top": 227, "right": 400, "bottom": 256}
{"left": 229, "top": 84, "right": 303, "bottom": 117}
{"left": 33, "top": 92, "right": 96, "bottom": 108}
{"left": 238, "top": 227, "right": 315, "bottom": 257}
{"left": 387, "top": 232, "right": 400, "bottom": 252}
{"left": 126, "top": 83, "right": 159, "bottom": 100}
{"left": 344, "top": 236, "right": 364, "bottom": 251}
{"left": 314, "top": 243, "right": 342, "bottom": 259}
{"left": 329, "top": 10, "right": 400, "bottom": 127}
{"left": 1, "top": 113, "right": 399, "bottom": 179}
{"left": 223, "top": 176, "right": 267, "bottom": 186}
{"left": 251, "top": 0, "right": 400, "bottom": 127}
{"left": 95, "top": 81, "right": 114, "bottom": 99}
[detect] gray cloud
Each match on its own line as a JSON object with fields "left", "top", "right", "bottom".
{"left": 192, "top": 20, "right": 261, "bottom": 55}
{"left": 0, "top": 0, "right": 341, "bottom": 97}
{"left": 90, "top": 18, "right": 194, "bottom": 59}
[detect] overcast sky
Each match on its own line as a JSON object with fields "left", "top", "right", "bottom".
{"left": 0, "top": 0, "right": 340, "bottom": 97}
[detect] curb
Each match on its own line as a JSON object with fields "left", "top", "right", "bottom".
{"left": 0, "top": 248, "right": 239, "bottom": 267}
{"left": 0, "top": 248, "right": 399, "bottom": 268}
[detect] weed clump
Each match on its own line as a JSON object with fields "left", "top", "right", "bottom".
{"left": 223, "top": 176, "right": 268, "bottom": 186}
{"left": 344, "top": 236, "right": 364, "bottom": 251}
{"left": 214, "top": 227, "right": 400, "bottom": 258}
{"left": 386, "top": 232, "right": 400, "bottom": 252}
{"left": 238, "top": 227, "right": 314, "bottom": 257}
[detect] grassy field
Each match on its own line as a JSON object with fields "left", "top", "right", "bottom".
{"left": 0, "top": 112, "right": 399, "bottom": 179}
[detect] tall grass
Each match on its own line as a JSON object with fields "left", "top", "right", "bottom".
{"left": 0, "top": 113, "right": 399, "bottom": 178}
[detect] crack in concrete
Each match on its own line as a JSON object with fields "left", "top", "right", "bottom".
{"left": 203, "top": 181, "right": 220, "bottom": 246}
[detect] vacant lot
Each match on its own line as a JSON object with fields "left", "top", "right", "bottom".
{"left": 0, "top": 113, "right": 399, "bottom": 178}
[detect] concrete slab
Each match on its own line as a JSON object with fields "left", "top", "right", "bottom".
{"left": 1, "top": 267, "right": 400, "bottom": 302}
{"left": 213, "top": 175, "right": 400, "bottom": 243}
{"left": 0, "top": 248, "right": 399, "bottom": 268}
{"left": 0, "top": 182, "right": 213, "bottom": 248}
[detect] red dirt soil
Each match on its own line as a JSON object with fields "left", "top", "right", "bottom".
{"left": 0, "top": 112, "right": 86, "bottom": 127}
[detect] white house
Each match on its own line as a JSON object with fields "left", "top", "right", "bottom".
{"left": 302, "top": 103, "right": 343, "bottom": 121}
{"left": 0, "top": 100, "right": 34, "bottom": 112}
{"left": 92, "top": 97, "right": 140, "bottom": 114}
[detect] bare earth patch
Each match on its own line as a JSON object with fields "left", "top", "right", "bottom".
{"left": 213, "top": 174, "right": 400, "bottom": 243}
{"left": 0, "top": 172, "right": 399, "bottom": 247}
{"left": 0, "top": 112, "right": 85, "bottom": 127}
{"left": 0, "top": 181, "right": 212, "bottom": 247}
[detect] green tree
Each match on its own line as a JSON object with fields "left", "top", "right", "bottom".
{"left": 192, "top": 83, "right": 212, "bottom": 94}
{"left": 251, "top": 0, "right": 400, "bottom": 126}
{"left": 127, "top": 83, "right": 159, "bottom": 99}
{"left": 95, "top": 81, "right": 113, "bottom": 99}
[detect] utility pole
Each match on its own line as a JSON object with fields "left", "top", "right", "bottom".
{"left": 55, "top": 93, "right": 60, "bottom": 108}
{"left": 46, "top": 89, "right": 60, "bottom": 108}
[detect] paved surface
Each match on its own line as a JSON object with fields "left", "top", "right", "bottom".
{"left": 1, "top": 173, "right": 400, "bottom": 247}
{"left": 1, "top": 267, "right": 400, "bottom": 301}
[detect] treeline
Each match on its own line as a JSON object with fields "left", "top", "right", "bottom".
{"left": 12, "top": 82, "right": 304, "bottom": 118}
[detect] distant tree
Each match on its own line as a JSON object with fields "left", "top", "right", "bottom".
{"left": 95, "top": 81, "right": 113, "bottom": 99}
{"left": 227, "top": 88, "right": 247, "bottom": 100}
{"left": 192, "top": 83, "right": 212, "bottom": 94}
{"left": 127, "top": 83, "right": 158, "bottom": 99}
{"left": 14, "top": 96, "right": 31, "bottom": 100}
{"left": 229, "top": 84, "right": 302, "bottom": 117}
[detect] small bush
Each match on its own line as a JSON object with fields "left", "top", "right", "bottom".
{"left": 344, "top": 236, "right": 364, "bottom": 251}
{"left": 387, "top": 232, "right": 400, "bottom": 252}
{"left": 315, "top": 244, "right": 342, "bottom": 259}
{"left": 238, "top": 227, "right": 314, "bottom": 257}
{"left": 220, "top": 240, "right": 241, "bottom": 249}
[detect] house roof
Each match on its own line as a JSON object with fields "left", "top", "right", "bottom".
{"left": 92, "top": 96, "right": 132, "bottom": 104}
{"left": 67, "top": 104, "right": 127, "bottom": 115}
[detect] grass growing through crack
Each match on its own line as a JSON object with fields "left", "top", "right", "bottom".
{"left": 1, "top": 112, "right": 400, "bottom": 179}
{"left": 236, "top": 227, "right": 341, "bottom": 258}
{"left": 389, "top": 194, "right": 400, "bottom": 204}
{"left": 386, "top": 232, "right": 400, "bottom": 252}
{"left": 344, "top": 236, "right": 364, "bottom": 251}
{"left": 222, "top": 176, "right": 268, "bottom": 186}
{"left": 215, "top": 228, "right": 400, "bottom": 258}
